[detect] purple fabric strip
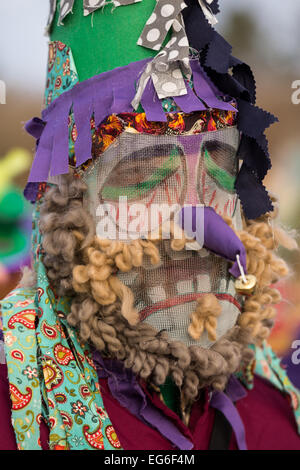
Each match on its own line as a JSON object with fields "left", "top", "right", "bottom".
{"left": 210, "top": 388, "right": 247, "bottom": 450}
{"left": 25, "top": 117, "right": 45, "bottom": 140}
{"left": 24, "top": 182, "right": 39, "bottom": 203}
{"left": 141, "top": 79, "right": 167, "bottom": 122}
{"left": 92, "top": 78, "right": 113, "bottom": 128}
{"left": 191, "top": 60, "right": 236, "bottom": 112}
{"left": 51, "top": 97, "right": 73, "bottom": 176}
{"left": 28, "top": 121, "right": 54, "bottom": 182}
{"left": 173, "top": 80, "right": 207, "bottom": 113}
{"left": 73, "top": 91, "right": 94, "bottom": 168}
{"left": 93, "top": 353, "right": 193, "bottom": 450}
{"left": 225, "top": 375, "right": 248, "bottom": 402}
{"left": 179, "top": 206, "right": 247, "bottom": 278}
{"left": 191, "top": 57, "right": 227, "bottom": 100}
{"left": 111, "top": 65, "right": 140, "bottom": 115}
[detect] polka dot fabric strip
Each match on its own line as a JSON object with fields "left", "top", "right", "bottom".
{"left": 114, "top": 0, "right": 142, "bottom": 5}
{"left": 137, "top": 0, "right": 187, "bottom": 52}
{"left": 46, "top": 0, "right": 57, "bottom": 32}
{"left": 132, "top": 15, "right": 191, "bottom": 107}
{"left": 58, "top": 0, "right": 75, "bottom": 25}
{"left": 83, "top": 0, "right": 106, "bottom": 16}
{"left": 83, "top": 0, "right": 141, "bottom": 16}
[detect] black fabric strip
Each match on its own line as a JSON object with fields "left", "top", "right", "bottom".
{"left": 209, "top": 409, "right": 233, "bottom": 451}
{"left": 183, "top": 0, "right": 278, "bottom": 219}
{"left": 235, "top": 163, "right": 273, "bottom": 219}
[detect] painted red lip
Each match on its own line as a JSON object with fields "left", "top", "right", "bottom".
{"left": 139, "top": 292, "right": 242, "bottom": 322}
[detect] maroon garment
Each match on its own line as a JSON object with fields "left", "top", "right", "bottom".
{"left": 0, "top": 362, "right": 299, "bottom": 450}
{"left": 98, "top": 374, "right": 300, "bottom": 450}
{"left": 233, "top": 376, "right": 300, "bottom": 450}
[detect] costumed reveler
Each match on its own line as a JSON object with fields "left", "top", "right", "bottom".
{"left": 1, "top": 0, "right": 300, "bottom": 450}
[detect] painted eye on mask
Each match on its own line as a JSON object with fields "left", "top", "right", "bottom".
{"left": 197, "top": 140, "right": 239, "bottom": 217}
{"left": 99, "top": 144, "right": 186, "bottom": 205}
{"left": 203, "top": 144, "right": 236, "bottom": 193}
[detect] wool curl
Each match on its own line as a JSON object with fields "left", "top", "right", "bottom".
{"left": 188, "top": 294, "right": 222, "bottom": 343}
{"left": 224, "top": 195, "right": 297, "bottom": 345}
{"left": 38, "top": 176, "right": 294, "bottom": 403}
{"left": 39, "top": 174, "right": 96, "bottom": 296}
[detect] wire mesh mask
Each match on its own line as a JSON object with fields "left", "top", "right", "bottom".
{"left": 82, "top": 127, "right": 244, "bottom": 349}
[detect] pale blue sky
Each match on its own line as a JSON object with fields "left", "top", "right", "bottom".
{"left": 0, "top": 0, "right": 299, "bottom": 92}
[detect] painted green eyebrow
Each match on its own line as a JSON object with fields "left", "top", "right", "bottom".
{"left": 101, "top": 149, "right": 181, "bottom": 201}
{"left": 204, "top": 148, "right": 236, "bottom": 193}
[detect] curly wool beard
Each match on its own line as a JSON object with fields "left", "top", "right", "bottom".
{"left": 37, "top": 174, "right": 293, "bottom": 403}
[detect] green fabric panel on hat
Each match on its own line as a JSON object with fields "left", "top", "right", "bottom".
{"left": 50, "top": 0, "right": 158, "bottom": 82}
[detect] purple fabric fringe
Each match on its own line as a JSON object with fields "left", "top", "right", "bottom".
{"left": 25, "top": 58, "right": 234, "bottom": 184}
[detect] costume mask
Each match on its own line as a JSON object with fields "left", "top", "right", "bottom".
{"left": 81, "top": 121, "right": 243, "bottom": 349}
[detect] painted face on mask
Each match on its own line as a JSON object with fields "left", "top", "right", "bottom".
{"left": 81, "top": 114, "right": 243, "bottom": 349}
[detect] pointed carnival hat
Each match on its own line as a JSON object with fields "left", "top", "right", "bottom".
{"left": 25, "top": 0, "right": 277, "bottom": 219}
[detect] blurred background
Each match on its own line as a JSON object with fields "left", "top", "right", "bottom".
{"left": 0, "top": 0, "right": 300, "bottom": 363}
